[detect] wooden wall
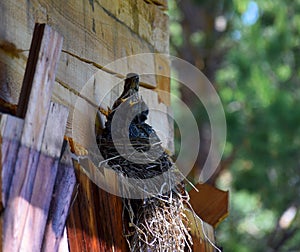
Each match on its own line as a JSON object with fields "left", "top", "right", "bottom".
{"left": 0, "top": 1, "right": 220, "bottom": 251}
{"left": 0, "top": 1, "right": 171, "bottom": 251}
{"left": 0, "top": 0, "right": 170, "bottom": 144}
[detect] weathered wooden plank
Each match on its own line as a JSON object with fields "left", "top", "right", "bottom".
{"left": 0, "top": 114, "right": 24, "bottom": 207}
{"left": 0, "top": 115, "right": 23, "bottom": 252}
{"left": 72, "top": 163, "right": 102, "bottom": 251}
{"left": 67, "top": 191, "right": 87, "bottom": 252}
{"left": 154, "top": 53, "right": 171, "bottom": 105}
{"left": 3, "top": 146, "right": 41, "bottom": 251}
{"left": 0, "top": 1, "right": 173, "bottom": 164}
{"left": 96, "top": 188, "right": 128, "bottom": 252}
{"left": 3, "top": 23, "right": 63, "bottom": 251}
{"left": 67, "top": 162, "right": 128, "bottom": 252}
{"left": 18, "top": 103, "right": 68, "bottom": 251}
{"left": 0, "top": 0, "right": 167, "bottom": 100}
{"left": 42, "top": 143, "right": 76, "bottom": 252}
{"left": 185, "top": 208, "right": 217, "bottom": 252}
{"left": 67, "top": 164, "right": 97, "bottom": 252}
{"left": 0, "top": 97, "right": 18, "bottom": 115}
{"left": 98, "top": 0, "right": 169, "bottom": 53}
{"left": 17, "top": 23, "right": 63, "bottom": 148}
{"left": 0, "top": 40, "right": 27, "bottom": 103}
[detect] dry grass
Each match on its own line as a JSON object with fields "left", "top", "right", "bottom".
{"left": 124, "top": 186, "right": 193, "bottom": 252}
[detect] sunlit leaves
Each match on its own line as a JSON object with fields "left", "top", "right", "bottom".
{"left": 189, "top": 31, "right": 205, "bottom": 47}
{"left": 169, "top": 22, "right": 183, "bottom": 47}
{"left": 276, "top": 65, "right": 292, "bottom": 82}
{"left": 233, "top": 0, "right": 250, "bottom": 14}
{"left": 216, "top": 0, "right": 300, "bottom": 250}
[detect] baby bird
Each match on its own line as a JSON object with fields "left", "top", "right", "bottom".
{"left": 98, "top": 73, "right": 171, "bottom": 179}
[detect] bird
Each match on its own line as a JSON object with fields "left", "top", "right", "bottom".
{"left": 97, "top": 73, "right": 172, "bottom": 179}
{"left": 111, "top": 73, "right": 140, "bottom": 110}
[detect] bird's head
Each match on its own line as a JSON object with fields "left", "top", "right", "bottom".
{"left": 124, "top": 73, "right": 139, "bottom": 93}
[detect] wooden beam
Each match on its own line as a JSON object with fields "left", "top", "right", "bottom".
{"left": 18, "top": 103, "right": 68, "bottom": 251}
{"left": 16, "top": 23, "right": 45, "bottom": 118}
{"left": 67, "top": 162, "right": 128, "bottom": 252}
{"left": 17, "top": 23, "right": 63, "bottom": 148}
{"left": 0, "top": 0, "right": 169, "bottom": 98}
{"left": 0, "top": 114, "right": 24, "bottom": 207}
{"left": 3, "top": 23, "right": 63, "bottom": 251}
{"left": 42, "top": 143, "right": 76, "bottom": 252}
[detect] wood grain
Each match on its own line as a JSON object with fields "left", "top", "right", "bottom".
{"left": 0, "top": 0, "right": 169, "bottom": 100}
{"left": 3, "top": 23, "right": 63, "bottom": 251}
{"left": 0, "top": 114, "right": 24, "bottom": 207}
{"left": 18, "top": 103, "right": 68, "bottom": 251}
{"left": 99, "top": 0, "right": 169, "bottom": 52}
{"left": 42, "top": 144, "right": 76, "bottom": 252}
{"left": 0, "top": 0, "right": 172, "bottom": 152}
{"left": 67, "top": 162, "right": 128, "bottom": 252}
{"left": 189, "top": 183, "right": 229, "bottom": 228}
{"left": 17, "top": 23, "right": 63, "bottom": 148}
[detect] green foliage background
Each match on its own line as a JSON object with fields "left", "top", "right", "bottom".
{"left": 169, "top": 0, "right": 300, "bottom": 251}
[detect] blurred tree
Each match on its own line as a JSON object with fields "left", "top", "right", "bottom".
{"left": 169, "top": 0, "right": 235, "bottom": 185}
{"left": 169, "top": 0, "right": 300, "bottom": 251}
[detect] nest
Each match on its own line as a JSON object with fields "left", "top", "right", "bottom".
{"left": 98, "top": 76, "right": 193, "bottom": 251}
{"left": 124, "top": 186, "right": 193, "bottom": 251}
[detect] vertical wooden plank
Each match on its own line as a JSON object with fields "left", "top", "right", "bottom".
{"left": 42, "top": 144, "right": 76, "bottom": 252}
{"left": 16, "top": 23, "right": 45, "bottom": 118}
{"left": 96, "top": 189, "right": 128, "bottom": 252}
{"left": 19, "top": 103, "right": 68, "bottom": 251}
{"left": 67, "top": 189, "right": 87, "bottom": 252}
{"left": 17, "top": 23, "right": 63, "bottom": 149}
{"left": 154, "top": 54, "right": 170, "bottom": 105}
{"left": 70, "top": 164, "right": 101, "bottom": 251}
{"left": 0, "top": 114, "right": 24, "bottom": 207}
{"left": 0, "top": 114, "right": 24, "bottom": 252}
{"left": 3, "top": 23, "right": 63, "bottom": 252}
{"left": 67, "top": 163, "right": 128, "bottom": 252}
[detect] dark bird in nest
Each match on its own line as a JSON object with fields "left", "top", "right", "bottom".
{"left": 97, "top": 73, "right": 172, "bottom": 179}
